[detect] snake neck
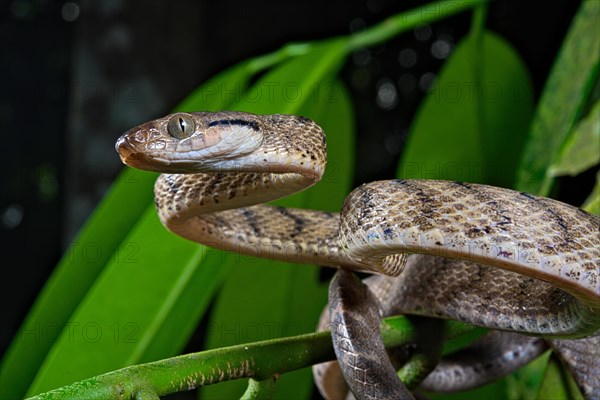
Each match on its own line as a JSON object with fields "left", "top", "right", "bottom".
{"left": 154, "top": 171, "right": 318, "bottom": 229}
{"left": 153, "top": 170, "right": 361, "bottom": 269}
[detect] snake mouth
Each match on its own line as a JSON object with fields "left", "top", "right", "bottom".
{"left": 115, "top": 134, "right": 152, "bottom": 169}
{"left": 115, "top": 134, "right": 164, "bottom": 172}
{"left": 116, "top": 134, "right": 213, "bottom": 173}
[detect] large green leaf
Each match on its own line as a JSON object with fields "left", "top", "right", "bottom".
{"left": 0, "top": 167, "right": 156, "bottom": 399}
{"left": 536, "top": 355, "right": 583, "bottom": 400}
{"left": 200, "top": 38, "right": 352, "bottom": 400}
{"left": 1, "top": 52, "right": 276, "bottom": 399}
{"left": 397, "top": 31, "right": 533, "bottom": 188}
{"left": 26, "top": 208, "right": 206, "bottom": 394}
{"left": 505, "top": 351, "right": 551, "bottom": 400}
{"left": 548, "top": 100, "right": 600, "bottom": 177}
{"left": 517, "top": 0, "right": 599, "bottom": 195}
{"left": 21, "top": 56, "right": 281, "bottom": 396}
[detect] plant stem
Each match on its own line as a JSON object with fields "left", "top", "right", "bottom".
{"left": 468, "top": 2, "right": 488, "bottom": 166}
{"left": 28, "top": 317, "right": 478, "bottom": 400}
{"left": 27, "top": 330, "right": 332, "bottom": 400}
{"left": 241, "top": 378, "right": 276, "bottom": 400}
{"left": 244, "top": 0, "right": 489, "bottom": 76}
{"left": 346, "top": 0, "right": 489, "bottom": 51}
{"left": 247, "top": 42, "right": 312, "bottom": 74}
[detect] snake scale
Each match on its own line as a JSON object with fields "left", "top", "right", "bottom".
{"left": 116, "top": 111, "right": 600, "bottom": 399}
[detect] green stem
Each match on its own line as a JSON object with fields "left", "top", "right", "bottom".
{"left": 28, "top": 317, "right": 479, "bottom": 400}
{"left": 27, "top": 330, "right": 330, "bottom": 400}
{"left": 346, "top": 0, "right": 489, "bottom": 51}
{"left": 241, "top": 378, "right": 276, "bottom": 400}
{"left": 134, "top": 387, "right": 160, "bottom": 400}
{"left": 468, "top": 3, "right": 488, "bottom": 168}
{"left": 469, "top": 1, "right": 487, "bottom": 39}
{"left": 244, "top": 0, "right": 489, "bottom": 76}
{"left": 246, "top": 42, "right": 312, "bottom": 74}
{"left": 397, "top": 317, "right": 445, "bottom": 389}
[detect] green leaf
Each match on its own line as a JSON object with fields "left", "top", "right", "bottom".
{"left": 173, "top": 61, "right": 254, "bottom": 112}
{"left": 517, "top": 0, "right": 600, "bottom": 195}
{"left": 173, "top": 41, "right": 315, "bottom": 112}
{"left": 231, "top": 38, "right": 348, "bottom": 115}
{"left": 397, "top": 31, "right": 533, "bottom": 187}
{"left": 8, "top": 38, "right": 310, "bottom": 397}
{"left": 582, "top": 170, "right": 600, "bottom": 215}
{"left": 0, "top": 167, "right": 156, "bottom": 400}
{"left": 536, "top": 354, "right": 583, "bottom": 400}
{"left": 505, "top": 351, "right": 551, "bottom": 400}
{"left": 21, "top": 55, "right": 274, "bottom": 397}
{"left": 26, "top": 208, "right": 209, "bottom": 394}
{"left": 548, "top": 100, "right": 600, "bottom": 177}
{"left": 200, "top": 38, "right": 353, "bottom": 400}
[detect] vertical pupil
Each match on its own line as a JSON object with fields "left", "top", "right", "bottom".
{"left": 178, "top": 117, "right": 186, "bottom": 131}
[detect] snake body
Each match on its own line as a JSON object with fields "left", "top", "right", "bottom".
{"left": 116, "top": 111, "right": 600, "bottom": 399}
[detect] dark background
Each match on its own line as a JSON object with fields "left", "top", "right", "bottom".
{"left": 0, "top": 0, "right": 590, "bottom": 397}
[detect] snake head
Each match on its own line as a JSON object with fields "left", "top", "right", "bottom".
{"left": 116, "top": 111, "right": 264, "bottom": 173}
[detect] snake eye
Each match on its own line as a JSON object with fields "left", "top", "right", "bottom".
{"left": 167, "top": 114, "right": 195, "bottom": 139}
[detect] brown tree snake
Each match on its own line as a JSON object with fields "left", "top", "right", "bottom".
{"left": 116, "top": 111, "right": 599, "bottom": 399}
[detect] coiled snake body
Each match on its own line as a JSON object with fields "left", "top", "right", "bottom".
{"left": 116, "top": 112, "right": 600, "bottom": 399}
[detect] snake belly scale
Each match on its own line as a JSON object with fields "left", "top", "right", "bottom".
{"left": 116, "top": 111, "right": 600, "bottom": 399}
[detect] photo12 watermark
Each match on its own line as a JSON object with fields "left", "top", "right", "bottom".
{"left": 18, "top": 321, "right": 140, "bottom": 345}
